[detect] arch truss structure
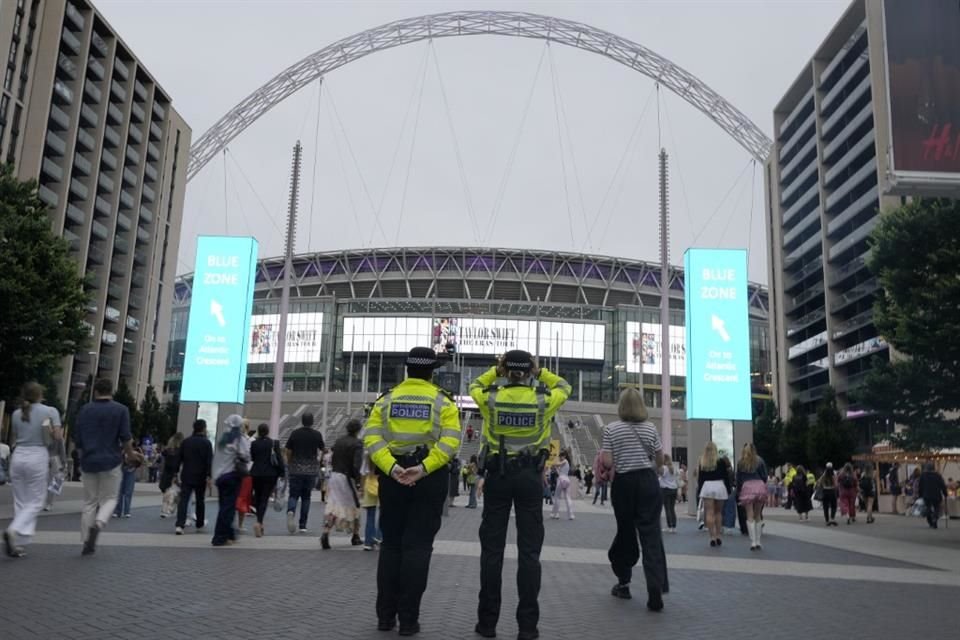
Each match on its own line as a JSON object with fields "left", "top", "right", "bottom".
{"left": 187, "top": 11, "right": 772, "bottom": 181}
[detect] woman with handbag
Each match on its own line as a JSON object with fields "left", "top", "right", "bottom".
{"left": 159, "top": 433, "right": 184, "bottom": 518}
{"left": 211, "top": 415, "right": 250, "bottom": 547}
{"left": 4, "top": 382, "right": 62, "bottom": 558}
{"left": 249, "top": 423, "right": 284, "bottom": 537}
{"left": 320, "top": 419, "right": 364, "bottom": 549}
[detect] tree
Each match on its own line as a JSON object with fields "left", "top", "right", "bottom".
{"left": 779, "top": 399, "right": 808, "bottom": 467}
{"left": 805, "top": 387, "right": 857, "bottom": 469}
{"left": 113, "top": 378, "right": 142, "bottom": 439}
{"left": 0, "top": 166, "right": 89, "bottom": 409}
{"left": 753, "top": 400, "right": 783, "bottom": 468}
{"left": 139, "top": 385, "right": 167, "bottom": 442}
{"left": 858, "top": 198, "right": 960, "bottom": 449}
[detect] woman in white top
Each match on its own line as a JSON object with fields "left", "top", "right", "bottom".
{"left": 659, "top": 454, "right": 679, "bottom": 533}
{"left": 550, "top": 451, "right": 575, "bottom": 520}
{"left": 600, "top": 388, "right": 668, "bottom": 611}
{"left": 4, "top": 382, "right": 62, "bottom": 558}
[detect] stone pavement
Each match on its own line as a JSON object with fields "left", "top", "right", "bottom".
{"left": 0, "top": 483, "right": 957, "bottom": 639}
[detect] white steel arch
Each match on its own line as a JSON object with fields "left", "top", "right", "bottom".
{"left": 187, "top": 10, "right": 772, "bottom": 182}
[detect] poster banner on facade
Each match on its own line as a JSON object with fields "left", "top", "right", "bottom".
{"left": 684, "top": 249, "right": 751, "bottom": 421}
{"left": 883, "top": 0, "right": 960, "bottom": 189}
{"left": 248, "top": 313, "right": 324, "bottom": 363}
{"left": 626, "top": 321, "right": 686, "bottom": 376}
{"left": 180, "top": 236, "right": 258, "bottom": 403}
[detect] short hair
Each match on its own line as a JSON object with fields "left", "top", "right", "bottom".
{"left": 94, "top": 378, "right": 113, "bottom": 396}
{"left": 192, "top": 419, "right": 207, "bottom": 434}
{"left": 257, "top": 423, "right": 269, "bottom": 437}
{"left": 617, "top": 388, "right": 649, "bottom": 422}
{"left": 345, "top": 419, "right": 362, "bottom": 436}
{"left": 406, "top": 366, "right": 433, "bottom": 381}
{"left": 301, "top": 412, "right": 314, "bottom": 427}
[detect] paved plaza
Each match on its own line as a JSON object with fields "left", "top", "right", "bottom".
{"left": 1, "top": 483, "right": 958, "bottom": 639}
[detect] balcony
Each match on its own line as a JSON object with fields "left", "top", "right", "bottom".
{"left": 126, "top": 315, "right": 141, "bottom": 332}
{"left": 49, "top": 104, "right": 70, "bottom": 130}
{"left": 786, "top": 281, "right": 825, "bottom": 314}
{"left": 139, "top": 205, "right": 153, "bottom": 225}
{"left": 780, "top": 161, "right": 818, "bottom": 207}
{"left": 777, "top": 87, "right": 814, "bottom": 141}
{"left": 90, "top": 31, "right": 108, "bottom": 57}
{"left": 90, "top": 219, "right": 109, "bottom": 240}
{"left": 825, "top": 159, "right": 877, "bottom": 213}
{"left": 783, "top": 207, "right": 820, "bottom": 251}
{"left": 103, "top": 126, "right": 119, "bottom": 148}
{"left": 780, "top": 136, "right": 816, "bottom": 184}
{"left": 65, "top": 3, "right": 85, "bottom": 29}
{"left": 76, "top": 128, "right": 95, "bottom": 151}
{"left": 822, "top": 75, "right": 871, "bottom": 140}
{"left": 122, "top": 166, "right": 137, "bottom": 186}
{"left": 832, "top": 308, "right": 874, "bottom": 340}
{"left": 53, "top": 80, "right": 73, "bottom": 105}
{"left": 63, "top": 229, "right": 81, "bottom": 251}
{"left": 785, "top": 233, "right": 822, "bottom": 266}
{"left": 83, "top": 80, "right": 102, "bottom": 104}
{"left": 65, "top": 202, "right": 85, "bottom": 225}
{"left": 113, "top": 236, "right": 129, "bottom": 254}
{"left": 97, "top": 173, "right": 114, "bottom": 193}
{"left": 104, "top": 306, "right": 121, "bottom": 322}
{"left": 830, "top": 277, "right": 878, "bottom": 314}
{"left": 57, "top": 53, "right": 77, "bottom": 80}
{"left": 125, "top": 145, "right": 139, "bottom": 165}
{"left": 128, "top": 125, "right": 143, "bottom": 144}
{"left": 41, "top": 158, "right": 64, "bottom": 182}
{"left": 834, "top": 336, "right": 887, "bottom": 366}
{"left": 73, "top": 152, "right": 92, "bottom": 175}
{"left": 136, "top": 226, "right": 151, "bottom": 244}
{"left": 116, "top": 212, "right": 131, "bottom": 231}
{"left": 821, "top": 55, "right": 868, "bottom": 116}
{"left": 779, "top": 112, "right": 815, "bottom": 164}
{"left": 131, "top": 101, "right": 145, "bottom": 123}
{"left": 131, "top": 272, "right": 146, "bottom": 289}
{"left": 110, "top": 79, "right": 126, "bottom": 103}
{"left": 133, "top": 251, "right": 146, "bottom": 266}
{"left": 828, "top": 251, "right": 870, "bottom": 286}
{"left": 824, "top": 129, "right": 875, "bottom": 187}
{"left": 828, "top": 215, "right": 878, "bottom": 261}
{"left": 147, "top": 142, "right": 159, "bottom": 160}
{"left": 822, "top": 102, "right": 872, "bottom": 163}
{"left": 835, "top": 370, "right": 872, "bottom": 393}
{"left": 782, "top": 182, "right": 819, "bottom": 227}
{"left": 87, "top": 57, "right": 105, "bottom": 80}
{"left": 80, "top": 103, "right": 98, "bottom": 128}
{"left": 38, "top": 185, "right": 59, "bottom": 208}
{"left": 152, "top": 102, "right": 165, "bottom": 120}
{"left": 134, "top": 81, "right": 146, "bottom": 101}
{"left": 128, "top": 293, "right": 145, "bottom": 309}
{"left": 149, "top": 121, "right": 162, "bottom": 140}
{"left": 827, "top": 186, "right": 878, "bottom": 237}
{"left": 784, "top": 256, "right": 823, "bottom": 292}
{"left": 820, "top": 20, "right": 866, "bottom": 87}
{"left": 793, "top": 384, "right": 829, "bottom": 405}
{"left": 122, "top": 339, "right": 137, "bottom": 355}
{"left": 101, "top": 148, "right": 117, "bottom": 171}
{"left": 788, "top": 357, "right": 830, "bottom": 384}
{"left": 120, "top": 360, "right": 135, "bottom": 378}
{"left": 98, "top": 354, "right": 114, "bottom": 371}
{"left": 787, "top": 307, "right": 826, "bottom": 337}
{"left": 94, "top": 196, "right": 111, "bottom": 217}
{"left": 107, "top": 102, "right": 122, "bottom": 124}
{"left": 119, "top": 190, "right": 134, "bottom": 210}
{"left": 141, "top": 184, "right": 154, "bottom": 202}
{"left": 61, "top": 28, "right": 81, "bottom": 54}
{"left": 111, "top": 259, "right": 126, "bottom": 277}
{"left": 107, "top": 282, "right": 124, "bottom": 301}
{"left": 69, "top": 178, "right": 88, "bottom": 200}
{"left": 87, "top": 244, "right": 104, "bottom": 264}
{"left": 788, "top": 330, "right": 828, "bottom": 360}
{"left": 143, "top": 163, "right": 158, "bottom": 182}
{"left": 45, "top": 131, "right": 67, "bottom": 155}
{"left": 113, "top": 58, "right": 129, "bottom": 80}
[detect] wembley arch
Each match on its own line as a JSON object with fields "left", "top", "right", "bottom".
{"left": 186, "top": 10, "right": 772, "bottom": 182}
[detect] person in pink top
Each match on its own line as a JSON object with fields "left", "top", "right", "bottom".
{"left": 593, "top": 450, "right": 614, "bottom": 506}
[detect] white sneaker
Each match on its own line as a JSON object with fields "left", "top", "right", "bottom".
{"left": 568, "top": 515, "right": 575, "bottom": 521}
{"left": 175, "top": 527, "right": 184, "bottom": 535}
{"left": 287, "top": 511, "right": 297, "bottom": 534}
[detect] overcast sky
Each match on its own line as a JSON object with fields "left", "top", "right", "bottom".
{"left": 97, "top": 0, "right": 849, "bottom": 285}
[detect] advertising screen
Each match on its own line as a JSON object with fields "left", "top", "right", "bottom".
{"left": 884, "top": 0, "right": 960, "bottom": 183}
{"left": 684, "top": 249, "right": 752, "bottom": 421}
{"left": 342, "top": 316, "right": 605, "bottom": 360}
{"left": 248, "top": 312, "right": 324, "bottom": 363}
{"left": 180, "top": 236, "right": 258, "bottom": 403}
{"left": 625, "top": 321, "right": 686, "bottom": 376}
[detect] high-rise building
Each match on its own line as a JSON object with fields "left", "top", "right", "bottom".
{"left": 0, "top": 0, "right": 191, "bottom": 407}
{"left": 765, "top": 0, "right": 959, "bottom": 430}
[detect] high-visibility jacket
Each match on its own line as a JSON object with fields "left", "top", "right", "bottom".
{"left": 469, "top": 367, "right": 571, "bottom": 456}
{"left": 784, "top": 467, "right": 797, "bottom": 488}
{"left": 363, "top": 377, "right": 462, "bottom": 475}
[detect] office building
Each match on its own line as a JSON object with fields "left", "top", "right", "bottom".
{"left": 0, "top": 0, "right": 191, "bottom": 407}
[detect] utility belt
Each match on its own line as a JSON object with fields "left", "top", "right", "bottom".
{"left": 481, "top": 448, "right": 548, "bottom": 476}
{"left": 393, "top": 446, "right": 430, "bottom": 468}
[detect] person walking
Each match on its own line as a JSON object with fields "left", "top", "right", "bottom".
{"left": 593, "top": 450, "right": 612, "bottom": 506}
{"left": 736, "top": 443, "right": 768, "bottom": 550}
{"left": 838, "top": 463, "right": 859, "bottom": 524}
{"left": 284, "top": 412, "right": 325, "bottom": 534}
{"left": 887, "top": 462, "right": 902, "bottom": 515}
{"left": 659, "top": 454, "right": 679, "bottom": 533}
{"left": 3, "top": 382, "right": 63, "bottom": 558}
{"left": 601, "top": 388, "right": 668, "bottom": 611}
{"left": 817, "top": 463, "right": 839, "bottom": 526}
{"left": 235, "top": 422, "right": 255, "bottom": 533}
{"left": 72, "top": 378, "right": 134, "bottom": 556}
{"left": 211, "top": 415, "right": 250, "bottom": 547}
{"left": 470, "top": 349, "right": 570, "bottom": 640}
{"left": 550, "top": 451, "right": 575, "bottom": 521}
{"left": 584, "top": 467, "right": 594, "bottom": 496}
{"left": 113, "top": 442, "right": 144, "bottom": 518}
{"left": 159, "top": 433, "right": 183, "bottom": 518}
{"left": 360, "top": 450, "right": 382, "bottom": 551}
{"left": 44, "top": 431, "right": 66, "bottom": 512}
{"left": 175, "top": 420, "right": 214, "bottom": 534}
{"left": 465, "top": 455, "right": 480, "bottom": 509}
{"left": 679, "top": 464, "right": 688, "bottom": 503}
{"left": 859, "top": 463, "right": 877, "bottom": 523}
{"left": 249, "top": 423, "right": 284, "bottom": 537}
{"left": 792, "top": 465, "right": 813, "bottom": 520}
{"left": 448, "top": 457, "right": 461, "bottom": 508}
{"left": 917, "top": 462, "right": 948, "bottom": 529}
{"left": 321, "top": 419, "right": 364, "bottom": 549}
{"left": 364, "top": 347, "right": 461, "bottom": 636}
{"left": 783, "top": 462, "right": 797, "bottom": 510}
{"left": 696, "top": 441, "right": 730, "bottom": 547}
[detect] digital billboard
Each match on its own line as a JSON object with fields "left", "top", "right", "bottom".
{"left": 684, "top": 249, "right": 752, "bottom": 421}
{"left": 180, "top": 236, "right": 258, "bottom": 403}
{"left": 248, "top": 312, "right": 324, "bottom": 363}
{"left": 883, "top": 0, "right": 960, "bottom": 188}
{"left": 625, "top": 321, "right": 686, "bottom": 376}
{"left": 342, "top": 316, "right": 606, "bottom": 360}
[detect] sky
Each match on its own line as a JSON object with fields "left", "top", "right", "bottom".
{"left": 96, "top": 0, "right": 850, "bottom": 285}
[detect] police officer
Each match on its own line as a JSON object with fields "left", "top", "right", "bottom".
{"left": 470, "top": 350, "right": 571, "bottom": 640}
{"left": 363, "top": 346, "right": 462, "bottom": 636}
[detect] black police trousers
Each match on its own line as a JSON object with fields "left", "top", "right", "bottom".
{"left": 376, "top": 466, "right": 448, "bottom": 627}
{"left": 477, "top": 466, "right": 544, "bottom": 634}
{"left": 608, "top": 469, "right": 669, "bottom": 596}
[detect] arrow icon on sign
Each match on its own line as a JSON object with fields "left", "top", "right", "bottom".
{"left": 210, "top": 299, "right": 226, "bottom": 327}
{"left": 711, "top": 314, "right": 730, "bottom": 342}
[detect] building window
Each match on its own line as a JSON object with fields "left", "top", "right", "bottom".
{"left": 0, "top": 94, "right": 9, "bottom": 122}
{"left": 3, "top": 66, "right": 13, "bottom": 91}
{"left": 7, "top": 42, "right": 17, "bottom": 66}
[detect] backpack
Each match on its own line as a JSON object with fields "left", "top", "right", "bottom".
{"left": 840, "top": 473, "right": 856, "bottom": 489}
{"left": 859, "top": 474, "right": 873, "bottom": 492}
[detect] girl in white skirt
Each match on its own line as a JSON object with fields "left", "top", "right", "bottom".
{"left": 4, "top": 382, "right": 62, "bottom": 558}
{"left": 320, "top": 420, "right": 364, "bottom": 549}
{"left": 696, "top": 442, "right": 731, "bottom": 548}
{"left": 551, "top": 451, "right": 575, "bottom": 520}
{"left": 736, "top": 443, "right": 768, "bottom": 550}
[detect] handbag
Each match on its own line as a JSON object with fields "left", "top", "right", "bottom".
{"left": 270, "top": 440, "right": 285, "bottom": 474}
{"left": 273, "top": 477, "right": 288, "bottom": 512}
{"left": 364, "top": 473, "right": 379, "bottom": 498}
{"left": 41, "top": 417, "right": 54, "bottom": 448}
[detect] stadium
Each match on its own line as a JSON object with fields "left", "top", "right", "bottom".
{"left": 165, "top": 246, "right": 771, "bottom": 463}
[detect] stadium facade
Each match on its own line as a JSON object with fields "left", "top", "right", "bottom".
{"left": 165, "top": 247, "right": 772, "bottom": 422}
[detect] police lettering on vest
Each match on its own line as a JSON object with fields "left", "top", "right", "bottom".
{"left": 390, "top": 403, "right": 432, "bottom": 420}
{"left": 497, "top": 412, "right": 537, "bottom": 428}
